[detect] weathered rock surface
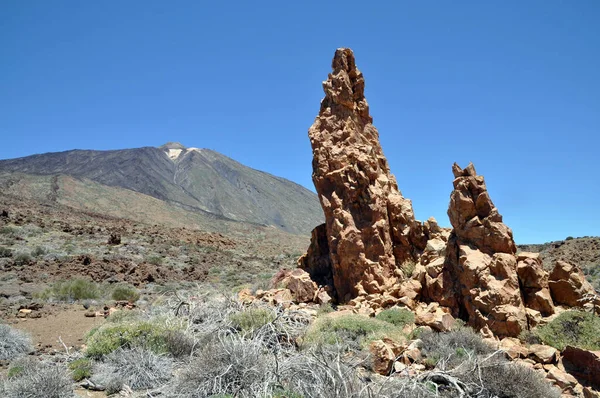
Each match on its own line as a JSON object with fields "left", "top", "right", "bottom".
{"left": 448, "top": 162, "right": 516, "bottom": 255}
{"left": 517, "top": 252, "right": 555, "bottom": 316}
{"left": 437, "top": 163, "right": 527, "bottom": 337}
{"left": 303, "top": 48, "right": 425, "bottom": 302}
{"left": 549, "top": 261, "right": 596, "bottom": 307}
{"left": 562, "top": 346, "right": 600, "bottom": 389}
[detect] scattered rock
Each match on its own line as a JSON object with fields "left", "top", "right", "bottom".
{"left": 529, "top": 344, "right": 558, "bottom": 364}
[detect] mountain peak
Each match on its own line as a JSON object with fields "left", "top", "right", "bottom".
{"left": 159, "top": 142, "right": 187, "bottom": 150}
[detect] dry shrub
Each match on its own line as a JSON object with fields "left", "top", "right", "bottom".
{"left": 1, "top": 359, "right": 73, "bottom": 398}
{"left": 0, "top": 324, "right": 32, "bottom": 360}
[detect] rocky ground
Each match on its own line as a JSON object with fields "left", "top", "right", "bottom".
{"left": 519, "top": 237, "right": 600, "bottom": 290}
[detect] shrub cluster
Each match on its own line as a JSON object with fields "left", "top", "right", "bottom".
{"left": 535, "top": 310, "right": 600, "bottom": 350}
{"left": 304, "top": 314, "right": 406, "bottom": 350}
{"left": 1, "top": 359, "right": 73, "bottom": 398}
{"left": 36, "top": 279, "right": 101, "bottom": 302}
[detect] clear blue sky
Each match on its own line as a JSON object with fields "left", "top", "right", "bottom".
{"left": 1, "top": 1, "right": 598, "bottom": 243}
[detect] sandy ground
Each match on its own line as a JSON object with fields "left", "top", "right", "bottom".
{"left": 10, "top": 305, "right": 105, "bottom": 351}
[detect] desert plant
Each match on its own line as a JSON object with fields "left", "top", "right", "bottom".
{"left": 37, "top": 279, "right": 101, "bottom": 302}
{"left": 304, "top": 314, "right": 405, "bottom": 351}
{"left": 229, "top": 307, "right": 276, "bottom": 334}
{"left": 85, "top": 319, "right": 178, "bottom": 358}
{"left": 2, "top": 360, "right": 74, "bottom": 398}
{"left": 93, "top": 347, "right": 172, "bottom": 390}
{"left": 420, "top": 327, "right": 494, "bottom": 369}
{"left": 164, "top": 330, "right": 196, "bottom": 358}
{"left": 13, "top": 251, "right": 32, "bottom": 266}
{"left": 111, "top": 284, "right": 140, "bottom": 302}
{"left": 375, "top": 307, "right": 415, "bottom": 328}
{"left": 535, "top": 309, "right": 600, "bottom": 350}
{"left": 316, "top": 303, "right": 334, "bottom": 316}
{"left": 146, "top": 255, "right": 163, "bottom": 265}
{"left": 68, "top": 358, "right": 92, "bottom": 382}
{"left": 0, "top": 324, "right": 32, "bottom": 360}
{"left": 0, "top": 246, "right": 12, "bottom": 258}
{"left": 31, "top": 245, "right": 47, "bottom": 257}
{"left": 169, "top": 334, "right": 274, "bottom": 397}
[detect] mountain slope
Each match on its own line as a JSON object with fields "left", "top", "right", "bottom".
{"left": 0, "top": 143, "right": 323, "bottom": 234}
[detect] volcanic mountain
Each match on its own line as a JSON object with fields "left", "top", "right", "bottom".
{"left": 0, "top": 142, "right": 323, "bottom": 234}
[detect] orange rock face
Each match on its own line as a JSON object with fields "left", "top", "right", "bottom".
{"left": 304, "top": 48, "right": 425, "bottom": 302}
{"left": 437, "top": 163, "right": 528, "bottom": 337}
{"left": 549, "top": 260, "right": 596, "bottom": 307}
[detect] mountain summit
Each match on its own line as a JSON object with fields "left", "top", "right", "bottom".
{"left": 0, "top": 144, "right": 323, "bottom": 234}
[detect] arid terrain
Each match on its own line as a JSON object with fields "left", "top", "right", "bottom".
{"left": 0, "top": 48, "right": 598, "bottom": 398}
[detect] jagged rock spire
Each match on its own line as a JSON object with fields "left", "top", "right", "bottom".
{"left": 302, "top": 48, "right": 425, "bottom": 302}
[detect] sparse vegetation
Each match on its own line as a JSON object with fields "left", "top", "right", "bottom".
{"left": 36, "top": 279, "right": 101, "bottom": 302}
{"left": 304, "top": 314, "right": 405, "bottom": 350}
{"left": 0, "top": 324, "right": 32, "bottom": 360}
{"left": 111, "top": 284, "right": 140, "bottom": 302}
{"left": 535, "top": 309, "right": 600, "bottom": 350}
{"left": 420, "top": 327, "right": 494, "bottom": 368}
{"left": 1, "top": 360, "right": 74, "bottom": 398}
{"left": 68, "top": 357, "right": 93, "bottom": 381}
{"left": 13, "top": 251, "right": 32, "bottom": 265}
{"left": 375, "top": 307, "right": 415, "bottom": 328}
{"left": 0, "top": 246, "right": 12, "bottom": 258}
{"left": 94, "top": 347, "right": 173, "bottom": 390}
{"left": 229, "top": 307, "right": 276, "bottom": 334}
{"left": 85, "top": 318, "right": 179, "bottom": 358}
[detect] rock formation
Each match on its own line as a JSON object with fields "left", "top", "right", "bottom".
{"left": 301, "top": 48, "right": 426, "bottom": 302}
{"left": 440, "top": 163, "right": 528, "bottom": 337}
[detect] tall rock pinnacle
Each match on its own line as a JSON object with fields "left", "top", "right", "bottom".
{"left": 302, "top": 48, "right": 426, "bottom": 302}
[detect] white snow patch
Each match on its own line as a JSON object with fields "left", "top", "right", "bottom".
{"left": 166, "top": 148, "right": 183, "bottom": 160}
{"left": 188, "top": 147, "right": 202, "bottom": 153}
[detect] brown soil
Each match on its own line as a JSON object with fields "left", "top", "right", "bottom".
{"left": 7, "top": 304, "right": 104, "bottom": 352}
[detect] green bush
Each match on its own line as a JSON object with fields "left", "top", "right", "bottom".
{"left": 31, "top": 246, "right": 47, "bottom": 257}
{"left": 146, "top": 255, "right": 163, "bottom": 265}
{"left": 304, "top": 314, "right": 405, "bottom": 350}
{"left": 13, "top": 251, "right": 32, "bottom": 265}
{"left": 69, "top": 358, "right": 93, "bottom": 381}
{"left": 111, "top": 284, "right": 140, "bottom": 302}
{"left": 37, "top": 279, "right": 101, "bottom": 302}
{"left": 375, "top": 308, "right": 415, "bottom": 328}
{"left": 229, "top": 308, "right": 275, "bottom": 334}
{"left": 85, "top": 320, "right": 178, "bottom": 358}
{"left": 0, "top": 246, "right": 12, "bottom": 258}
{"left": 535, "top": 310, "right": 600, "bottom": 350}
{"left": 316, "top": 303, "right": 334, "bottom": 316}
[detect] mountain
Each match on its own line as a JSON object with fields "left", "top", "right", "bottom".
{"left": 0, "top": 143, "right": 323, "bottom": 234}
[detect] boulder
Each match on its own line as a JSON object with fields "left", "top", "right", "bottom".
{"left": 549, "top": 261, "right": 596, "bottom": 307}
{"left": 369, "top": 338, "right": 405, "bottom": 375}
{"left": 545, "top": 365, "right": 578, "bottom": 390}
{"left": 528, "top": 344, "right": 558, "bottom": 364}
{"left": 276, "top": 269, "right": 318, "bottom": 303}
{"left": 516, "top": 253, "right": 555, "bottom": 316}
{"left": 498, "top": 337, "right": 529, "bottom": 359}
{"left": 414, "top": 303, "right": 455, "bottom": 332}
{"left": 562, "top": 346, "right": 600, "bottom": 389}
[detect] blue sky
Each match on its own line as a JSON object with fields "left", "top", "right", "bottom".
{"left": 1, "top": 1, "right": 598, "bottom": 243}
